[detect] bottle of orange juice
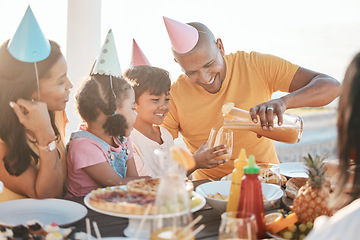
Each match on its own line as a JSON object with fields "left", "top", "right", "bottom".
{"left": 226, "top": 148, "right": 247, "bottom": 212}
{"left": 237, "top": 155, "right": 266, "bottom": 239}
{"left": 222, "top": 102, "right": 303, "bottom": 144}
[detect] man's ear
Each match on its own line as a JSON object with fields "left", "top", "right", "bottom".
{"left": 173, "top": 57, "right": 178, "bottom": 63}
{"left": 216, "top": 38, "right": 225, "bottom": 56}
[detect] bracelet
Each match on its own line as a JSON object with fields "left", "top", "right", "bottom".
{"left": 36, "top": 136, "right": 58, "bottom": 152}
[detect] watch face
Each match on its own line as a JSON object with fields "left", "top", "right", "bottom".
{"left": 49, "top": 141, "right": 56, "bottom": 151}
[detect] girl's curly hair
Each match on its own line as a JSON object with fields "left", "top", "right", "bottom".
{"left": 76, "top": 74, "right": 132, "bottom": 140}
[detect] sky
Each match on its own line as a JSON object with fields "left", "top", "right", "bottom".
{"left": 1, "top": 0, "right": 360, "bottom": 83}
{"left": 1, "top": 0, "right": 360, "bottom": 137}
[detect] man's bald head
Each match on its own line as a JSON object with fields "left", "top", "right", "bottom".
{"left": 172, "top": 22, "right": 217, "bottom": 57}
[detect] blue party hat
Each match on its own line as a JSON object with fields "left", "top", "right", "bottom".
{"left": 91, "top": 29, "right": 122, "bottom": 77}
{"left": 8, "top": 6, "right": 51, "bottom": 63}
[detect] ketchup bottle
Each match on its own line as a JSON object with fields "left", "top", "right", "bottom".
{"left": 237, "top": 155, "right": 266, "bottom": 239}
{"left": 226, "top": 148, "right": 247, "bottom": 212}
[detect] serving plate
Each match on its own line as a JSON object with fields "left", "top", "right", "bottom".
{"left": 279, "top": 162, "right": 308, "bottom": 178}
{"left": 0, "top": 198, "right": 87, "bottom": 227}
{"left": 84, "top": 186, "right": 205, "bottom": 239}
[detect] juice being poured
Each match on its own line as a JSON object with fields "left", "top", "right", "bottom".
{"left": 222, "top": 102, "right": 303, "bottom": 144}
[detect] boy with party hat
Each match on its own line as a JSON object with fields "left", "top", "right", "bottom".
{"left": 66, "top": 30, "right": 143, "bottom": 197}
{"left": 125, "top": 40, "right": 229, "bottom": 177}
{"left": 0, "top": 6, "right": 72, "bottom": 201}
{"left": 162, "top": 16, "right": 341, "bottom": 180}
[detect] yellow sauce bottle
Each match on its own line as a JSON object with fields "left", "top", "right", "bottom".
{"left": 226, "top": 148, "right": 248, "bottom": 212}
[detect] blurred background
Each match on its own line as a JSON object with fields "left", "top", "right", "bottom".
{"left": 1, "top": 0, "right": 359, "bottom": 161}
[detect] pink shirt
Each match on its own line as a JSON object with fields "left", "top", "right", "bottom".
{"left": 65, "top": 136, "right": 134, "bottom": 197}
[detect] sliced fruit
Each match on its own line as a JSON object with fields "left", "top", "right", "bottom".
{"left": 268, "top": 212, "right": 299, "bottom": 234}
{"left": 190, "top": 196, "right": 203, "bottom": 208}
{"left": 265, "top": 212, "right": 283, "bottom": 232}
{"left": 222, "top": 102, "right": 235, "bottom": 114}
{"left": 170, "top": 145, "right": 196, "bottom": 170}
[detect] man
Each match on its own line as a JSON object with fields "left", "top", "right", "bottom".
{"left": 162, "top": 17, "right": 340, "bottom": 180}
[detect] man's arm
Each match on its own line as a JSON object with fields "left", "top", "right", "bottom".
{"left": 250, "top": 67, "right": 341, "bottom": 130}
{"left": 284, "top": 67, "right": 340, "bottom": 108}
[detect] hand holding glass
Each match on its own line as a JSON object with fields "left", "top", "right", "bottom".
{"left": 207, "top": 128, "right": 233, "bottom": 161}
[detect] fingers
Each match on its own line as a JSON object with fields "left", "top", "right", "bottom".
{"left": 9, "top": 101, "right": 26, "bottom": 123}
{"left": 276, "top": 109, "right": 283, "bottom": 126}
{"left": 249, "top": 107, "right": 258, "bottom": 123}
{"left": 250, "top": 104, "right": 284, "bottom": 130}
{"left": 9, "top": 99, "right": 50, "bottom": 133}
{"left": 266, "top": 107, "right": 274, "bottom": 130}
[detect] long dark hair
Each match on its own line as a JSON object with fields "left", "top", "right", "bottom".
{"left": 76, "top": 74, "right": 132, "bottom": 140}
{"left": 0, "top": 39, "right": 62, "bottom": 176}
{"left": 337, "top": 52, "right": 360, "bottom": 202}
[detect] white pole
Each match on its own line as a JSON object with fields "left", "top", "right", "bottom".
{"left": 65, "top": 0, "right": 101, "bottom": 141}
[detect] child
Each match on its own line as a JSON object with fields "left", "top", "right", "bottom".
{"left": 65, "top": 74, "right": 143, "bottom": 197}
{"left": 124, "top": 65, "right": 228, "bottom": 178}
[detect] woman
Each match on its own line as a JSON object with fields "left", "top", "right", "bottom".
{"left": 0, "top": 39, "right": 72, "bottom": 202}
{"left": 306, "top": 53, "right": 360, "bottom": 239}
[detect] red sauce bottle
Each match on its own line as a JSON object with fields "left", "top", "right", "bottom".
{"left": 237, "top": 155, "right": 266, "bottom": 239}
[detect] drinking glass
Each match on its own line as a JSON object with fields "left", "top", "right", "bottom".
{"left": 218, "top": 212, "right": 257, "bottom": 240}
{"left": 257, "top": 163, "right": 282, "bottom": 188}
{"left": 207, "top": 128, "right": 233, "bottom": 162}
{"left": 150, "top": 173, "right": 194, "bottom": 240}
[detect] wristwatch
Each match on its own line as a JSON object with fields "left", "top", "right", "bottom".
{"left": 36, "top": 138, "right": 57, "bottom": 152}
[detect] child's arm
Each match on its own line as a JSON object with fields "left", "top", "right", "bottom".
{"left": 83, "top": 160, "right": 148, "bottom": 186}
{"left": 83, "top": 163, "right": 127, "bottom": 186}
{"left": 126, "top": 157, "right": 140, "bottom": 177}
{"left": 187, "top": 142, "right": 228, "bottom": 176}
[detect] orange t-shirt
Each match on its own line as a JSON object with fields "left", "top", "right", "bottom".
{"left": 162, "top": 51, "right": 299, "bottom": 180}
{"left": 0, "top": 110, "right": 68, "bottom": 202}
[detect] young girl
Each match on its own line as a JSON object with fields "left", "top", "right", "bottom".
{"left": 66, "top": 74, "right": 143, "bottom": 197}
{"left": 124, "top": 65, "right": 228, "bottom": 177}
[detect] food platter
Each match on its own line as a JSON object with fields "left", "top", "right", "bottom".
{"left": 84, "top": 185, "right": 206, "bottom": 239}
{"left": 83, "top": 186, "right": 205, "bottom": 219}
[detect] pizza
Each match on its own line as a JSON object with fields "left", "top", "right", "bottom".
{"left": 126, "top": 178, "right": 160, "bottom": 197}
{"left": 88, "top": 178, "right": 199, "bottom": 215}
{"left": 88, "top": 186, "right": 156, "bottom": 215}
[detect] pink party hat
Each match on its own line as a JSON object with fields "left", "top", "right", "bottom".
{"left": 130, "top": 39, "right": 150, "bottom": 67}
{"left": 163, "top": 16, "right": 199, "bottom": 54}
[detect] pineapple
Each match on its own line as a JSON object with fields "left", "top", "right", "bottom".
{"left": 293, "top": 154, "right": 333, "bottom": 223}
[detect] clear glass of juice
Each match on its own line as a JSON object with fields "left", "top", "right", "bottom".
{"left": 150, "top": 173, "right": 194, "bottom": 240}
{"left": 218, "top": 212, "right": 257, "bottom": 240}
{"left": 207, "top": 127, "right": 233, "bottom": 162}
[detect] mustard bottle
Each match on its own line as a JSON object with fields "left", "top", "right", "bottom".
{"left": 226, "top": 148, "right": 248, "bottom": 212}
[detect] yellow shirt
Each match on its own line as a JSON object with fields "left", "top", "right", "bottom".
{"left": 0, "top": 110, "right": 68, "bottom": 202}
{"left": 162, "top": 51, "right": 299, "bottom": 180}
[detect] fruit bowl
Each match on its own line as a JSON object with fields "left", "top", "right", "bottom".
{"left": 195, "top": 180, "right": 283, "bottom": 213}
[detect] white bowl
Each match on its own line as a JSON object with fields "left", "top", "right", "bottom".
{"left": 195, "top": 180, "right": 283, "bottom": 213}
